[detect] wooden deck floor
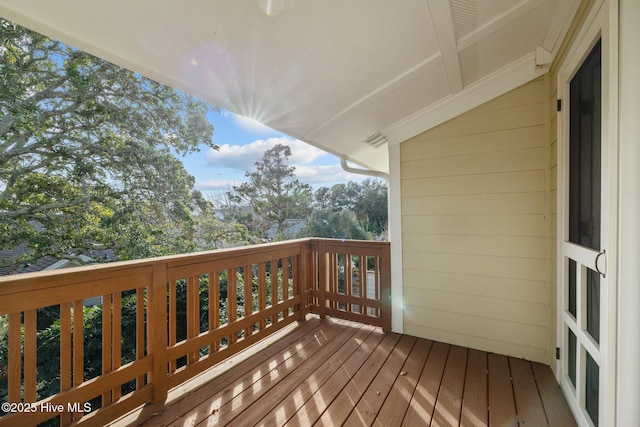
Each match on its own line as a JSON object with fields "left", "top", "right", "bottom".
{"left": 122, "top": 316, "right": 577, "bottom": 427}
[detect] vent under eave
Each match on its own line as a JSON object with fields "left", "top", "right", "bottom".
{"left": 363, "top": 132, "right": 388, "bottom": 148}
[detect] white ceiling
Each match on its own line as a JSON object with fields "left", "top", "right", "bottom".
{"left": 0, "top": 0, "right": 579, "bottom": 172}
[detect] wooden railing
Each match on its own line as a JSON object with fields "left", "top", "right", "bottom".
{"left": 0, "top": 238, "right": 390, "bottom": 426}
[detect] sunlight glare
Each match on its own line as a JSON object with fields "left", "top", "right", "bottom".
{"left": 234, "top": 113, "right": 275, "bottom": 133}
{"left": 257, "top": 0, "right": 296, "bottom": 16}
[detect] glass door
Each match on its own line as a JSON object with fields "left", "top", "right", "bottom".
{"left": 559, "top": 39, "right": 607, "bottom": 427}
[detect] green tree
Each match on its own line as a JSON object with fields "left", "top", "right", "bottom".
{"left": 232, "top": 144, "right": 312, "bottom": 240}
{"left": 0, "top": 18, "right": 217, "bottom": 262}
{"left": 298, "top": 208, "right": 371, "bottom": 240}
{"left": 312, "top": 179, "right": 388, "bottom": 237}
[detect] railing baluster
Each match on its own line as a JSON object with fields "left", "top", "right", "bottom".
{"left": 150, "top": 263, "right": 169, "bottom": 402}
{"left": 292, "top": 255, "right": 300, "bottom": 317}
{"left": 244, "top": 264, "right": 252, "bottom": 338}
{"left": 7, "top": 312, "right": 21, "bottom": 403}
{"left": 270, "top": 259, "right": 278, "bottom": 325}
{"left": 228, "top": 268, "right": 237, "bottom": 344}
{"left": 136, "top": 288, "right": 145, "bottom": 390}
{"left": 258, "top": 263, "right": 266, "bottom": 330}
{"left": 23, "top": 309, "right": 37, "bottom": 403}
{"left": 283, "top": 257, "right": 290, "bottom": 309}
{"left": 359, "top": 255, "right": 365, "bottom": 314}
{"left": 345, "top": 253, "right": 352, "bottom": 312}
{"left": 168, "top": 279, "right": 177, "bottom": 373}
{"left": 209, "top": 271, "right": 220, "bottom": 354}
{"left": 187, "top": 275, "right": 199, "bottom": 364}
{"left": 113, "top": 291, "right": 122, "bottom": 401}
{"left": 60, "top": 302, "right": 72, "bottom": 425}
{"left": 72, "top": 299, "right": 84, "bottom": 421}
{"left": 374, "top": 256, "right": 381, "bottom": 317}
{"left": 102, "top": 293, "right": 113, "bottom": 406}
{"left": 318, "top": 241, "right": 328, "bottom": 318}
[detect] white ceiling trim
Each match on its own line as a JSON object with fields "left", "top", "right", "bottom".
{"left": 427, "top": 0, "right": 463, "bottom": 94}
{"left": 542, "top": 0, "right": 582, "bottom": 53}
{"left": 457, "top": 0, "right": 550, "bottom": 51}
{"left": 383, "top": 51, "right": 546, "bottom": 147}
{"left": 304, "top": 53, "right": 442, "bottom": 141}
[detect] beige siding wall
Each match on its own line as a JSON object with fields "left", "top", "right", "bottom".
{"left": 400, "top": 78, "right": 551, "bottom": 363}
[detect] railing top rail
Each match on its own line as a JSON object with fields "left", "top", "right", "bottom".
{"left": 0, "top": 238, "right": 311, "bottom": 288}
{"left": 0, "top": 238, "right": 389, "bottom": 288}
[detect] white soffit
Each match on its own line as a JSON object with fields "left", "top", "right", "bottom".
{"left": 0, "top": 0, "right": 580, "bottom": 172}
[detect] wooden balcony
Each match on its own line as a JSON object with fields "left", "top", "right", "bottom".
{"left": 117, "top": 316, "right": 577, "bottom": 427}
{"left": 0, "top": 238, "right": 391, "bottom": 426}
{"left": 0, "top": 238, "right": 576, "bottom": 426}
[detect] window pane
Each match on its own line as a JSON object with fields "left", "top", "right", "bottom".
{"left": 568, "top": 329, "right": 577, "bottom": 387}
{"left": 586, "top": 352, "right": 599, "bottom": 426}
{"left": 568, "top": 259, "right": 577, "bottom": 317}
{"left": 569, "top": 40, "right": 601, "bottom": 251}
{"left": 587, "top": 268, "right": 600, "bottom": 343}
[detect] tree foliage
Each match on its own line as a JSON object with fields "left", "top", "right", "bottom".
{"left": 0, "top": 18, "right": 217, "bottom": 261}
{"left": 231, "top": 144, "right": 312, "bottom": 240}
{"left": 299, "top": 208, "right": 371, "bottom": 240}
{"left": 312, "top": 179, "right": 388, "bottom": 236}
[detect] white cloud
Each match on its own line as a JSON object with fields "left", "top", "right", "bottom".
{"left": 204, "top": 137, "right": 327, "bottom": 171}
{"left": 294, "top": 164, "right": 365, "bottom": 184}
{"left": 200, "top": 136, "right": 371, "bottom": 189}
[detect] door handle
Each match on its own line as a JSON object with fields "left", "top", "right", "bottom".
{"left": 595, "top": 249, "right": 606, "bottom": 278}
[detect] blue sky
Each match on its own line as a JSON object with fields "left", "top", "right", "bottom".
{"left": 181, "top": 109, "right": 369, "bottom": 195}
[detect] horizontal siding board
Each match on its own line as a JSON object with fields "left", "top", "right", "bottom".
{"left": 403, "top": 311, "right": 548, "bottom": 359}
{"left": 402, "top": 214, "right": 546, "bottom": 237}
{"left": 402, "top": 192, "right": 546, "bottom": 216}
{"left": 401, "top": 146, "right": 546, "bottom": 179}
{"left": 403, "top": 286, "right": 549, "bottom": 327}
{"left": 470, "top": 78, "right": 544, "bottom": 113}
{"left": 416, "top": 103, "right": 545, "bottom": 140}
{"left": 404, "top": 324, "right": 547, "bottom": 364}
{"left": 401, "top": 126, "right": 545, "bottom": 160}
{"left": 402, "top": 269, "right": 548, "bottom": 304}
{"left": 402, "top": 170, "right": 545, "bottom": 197}
{"left": 403, "top": 252, "right": 547, "bottom": 281}
{"left": 402, "top": 234, "right": 546, "bottom": 259}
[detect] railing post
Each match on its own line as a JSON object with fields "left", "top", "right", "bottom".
{"left": 148, "top": 263, "right": 168, "bottom": 402}
{"left": 380, "top": 243, "right": 392, "bottom": 333}
{"left": 317, "top": 240, "right": 329, "bottom": 319}
{"left": 300, "top": 239, "right": 318, "bottom": 319}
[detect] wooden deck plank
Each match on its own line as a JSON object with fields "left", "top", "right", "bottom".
{"left": 488, "top": 353, "right": 518, "bottom": 427}
{"left": 510, "top": 357, "right": 548, "bottom": 426}
{"left": 432, "top": 345, "right": 468, "bottom": 427}
{"left": 313, "top": 332, "right": 402, "bottom": 427}
{"left": 531, "top": 362, "right": 578, "bottom": 427}
{"left": 123, "top": 318, "right": 577, "bottom": 427}
{"left": 402, "top": 341, "right": 450, "bottom": 426}
{"left": 461, "top": 349, "right": 488, "bottom": 427}
{"left": 189, "top": 320, "right": 358, "bottom": 426}
{"left": 345, "top": 334, "right": 418, "bottom": 425}
{"left": 235, "top": 323, "right": 376, "bottom": 426}
{"left": 158, "top": 319, "right": 347, "bottom": 427}
{"left": 139, "top": 317, "right": 326, "bottom": 426}
{"left": 374, "top": 338, "right": 433, "bottom": 427}
{"left": 278, "top": 328, "right": 386, "bottom": 426}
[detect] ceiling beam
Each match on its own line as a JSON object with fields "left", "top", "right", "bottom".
{"left": 427, "top": 0, "right": 463, "bottom": 94}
